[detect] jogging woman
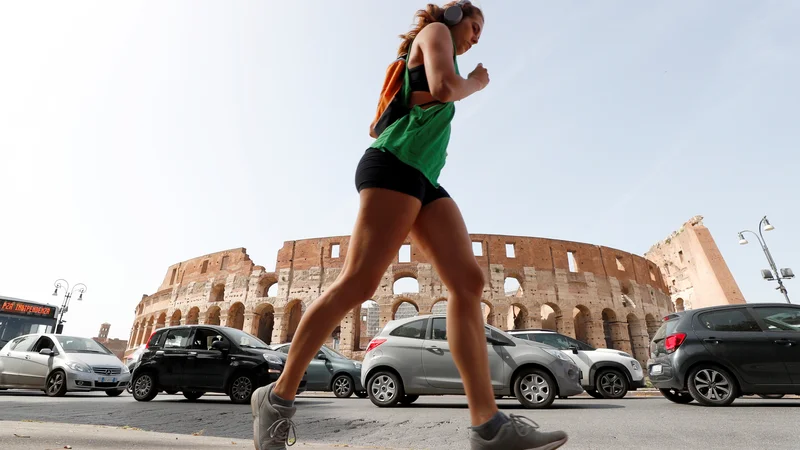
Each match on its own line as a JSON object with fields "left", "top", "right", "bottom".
{"left": 252, "top": 2, "right": 569, "bottom": 449}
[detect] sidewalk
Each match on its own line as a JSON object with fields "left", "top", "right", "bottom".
{"left": 0, "top": 420, "right": 396, "bottom": 450}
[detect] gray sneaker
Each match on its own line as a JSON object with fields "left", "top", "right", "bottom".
{"left": 251, "top": 382, "right": 298, "bottom": 449}
{"left": 468, "top": 414, "right": 568, "bottom": 450}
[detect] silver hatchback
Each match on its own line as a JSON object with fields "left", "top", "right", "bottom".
{"left": 360, "top": 314, "right": 583, "bottom": 409}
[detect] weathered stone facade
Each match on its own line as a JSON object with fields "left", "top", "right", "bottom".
{"left": 127, "top": 235, "right": 674, "bottom": 367}
{"left": 645, "top": 216, "right": 746, "bottom": 312}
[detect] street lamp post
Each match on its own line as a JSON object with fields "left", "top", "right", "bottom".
{"left": 52, "top": 279, "right": 87, "bottom": 334}
{"left": 738, "top": 216, "right": 794, "bottom": 303}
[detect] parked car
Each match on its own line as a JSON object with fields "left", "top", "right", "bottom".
{"left": 647, "top": 303, "right": 800, "bottom": 406}
{"left": 360, "top": 314, "right": 583, "bottom": 409}
{"left": 270, "top": 342, "right": 366, "bottom": 398}
{"left": 0, "top": 333, "right": 130, "bottom": 397}
{"left": 507, "top": 329, "right": 646, "bottom": 399}
{"left": 130, "top": 324, "right": 307, "bottom": 404}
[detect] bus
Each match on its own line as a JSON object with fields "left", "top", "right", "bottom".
{"left": 0, "top": 295, "right": 59, "bottom": 348}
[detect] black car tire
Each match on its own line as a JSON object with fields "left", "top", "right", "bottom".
{"left": 585, "top": 389, "right": 604, "bottom": 399}
{"left": 45, "top": 370, "right": 68, "bottom": 397}
{"left": 183, "top": 390, "right": 205, "bottom": 401}
{"left": 131, "top": 372, "right": 159, "bottom": 402}
{"left": 687, "top": 365, "right": 738, "bottom": 406}
{"left": 596, "top": 369, "right": 629, "bottom": 399}
{"left": 513, "top": 367, "right": 557, "bottom": 409}
{"left": 332, "top": 374, "right": 355, "bottom": 398}
{"left": 105, "top": 389, "right": 124, "bottom": 397}
{"left": 758, "top": 394, "right": 784, "bottom": 399}
{"left": 399, "top": 394, "right": 419, "bottom": 405}
{"left": 367, "top": 371, "right": 404, "bottom": 407}
{"left": 126, "top": 383, "right": 133, "bottom": 394}
{"left": 659, "top": 388, "right": 694, "bottom": 404}
{"left": 228, "top": 373, "right": 255, "bottom": 404}
{"left": 355, "top": 390, "right": 368, "bottom": 399}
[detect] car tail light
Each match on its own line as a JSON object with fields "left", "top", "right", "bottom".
{"left": 365, "top": 338, "right": 387, "bottom": 354}
{"left": 144, "top": 331, "right": 157, "bottom": 349}
{"left": 664, "top": 332, "right": 687, "bottom": 353}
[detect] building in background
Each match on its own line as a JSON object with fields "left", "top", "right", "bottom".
{"left": 645, "top": 215, "right": 746, "bottom": 311}
{"left": 93, "top": 322, "right": 128, "bottom": 361}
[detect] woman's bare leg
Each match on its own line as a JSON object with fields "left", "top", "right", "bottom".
{"left": 409, "top": 198, "right": 497, "bottom": 426}
{"left": 272, "top": 187, "right": 421, "bottom": 401}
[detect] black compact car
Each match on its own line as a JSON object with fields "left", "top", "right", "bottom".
{"left": 648, "top": 303, "right": 800, "bottom": 406}
{"left": 130, "top": 324, "right": 306, "bottom": 404}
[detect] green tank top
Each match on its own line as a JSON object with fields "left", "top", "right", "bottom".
{"left": 370, "top": 38, "right": 460, "bottom": 188}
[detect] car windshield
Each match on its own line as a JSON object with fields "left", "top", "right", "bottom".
{"left": 55, "top": 336, "right": 112, "bottom": 354}
{"left": 225, "top": 328, "right": 269, "bottom": 349}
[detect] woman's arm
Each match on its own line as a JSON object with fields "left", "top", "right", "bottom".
{"left": 418, "top": 22, "right": 488, "bottom": 103}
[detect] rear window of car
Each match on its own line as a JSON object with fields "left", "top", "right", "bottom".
{"left": 652, "top": 316, "right": 680, "bottom": 342}
{"left": 389, "top": 319, "right": 428, "bottom": 339}
{"left": 147, "top": 329, "right": 167, "bottom": 348}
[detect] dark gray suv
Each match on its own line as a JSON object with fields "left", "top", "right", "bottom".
{"left": 647, "top": 303, "right": 800, "bottom": 406}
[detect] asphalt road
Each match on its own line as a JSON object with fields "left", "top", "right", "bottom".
{"left": 0, "top": 390, "right": 797, "bottom": 449}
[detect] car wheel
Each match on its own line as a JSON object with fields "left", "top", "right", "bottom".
{"left": 757, "top": 394, "right": 784, "bottom": 399}
{"left": 355, "top": 390, "right": 368, "bottom": 399}
{"left": 659, "top": 388, "right": 694, "bottom": 404}
{"left": 126, "top": 383, "right": 133, "bottom": 394}
{"left": 513, "top": 368, "right": 557, "bottom": 409}
{"left": 131, "top": 372, "right": 159, "bottom": 402}
{"left": 183, "top": 390, "right": 204, "bottom": 401}
{"left": 367, "top": 371, "right": 404, "bottom": 407}
{"left": 228, "top": 373, "right": 255, "bottom": 404}
{"left": 585, "top": 389, "right": 604, "bottom": 399}
{"left": 45, "top": 370, "right": 68, "bottom": 397}
{"left": 596, "top": 369, "right": 628, "bottom": 399}
{"left": 687, "top": 365, "right": 738, "bottom": 406}
{"left": 332, "top": 374, "right": 355, "bottom": 398}
{"left": 105, "top": 389, "right": 124, "bottom": 397}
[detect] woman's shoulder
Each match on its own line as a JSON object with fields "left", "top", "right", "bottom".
{"left": 417, "top": 22, "right": 450, "bottom": 41}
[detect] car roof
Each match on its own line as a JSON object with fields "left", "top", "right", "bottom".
{"left": 507, "top": 329, "right": 556, "bottom": 333}
{"left": 669, "top": 302, "right": 798, "bottom": 318}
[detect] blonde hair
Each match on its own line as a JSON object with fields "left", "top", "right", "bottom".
{"left": 397, "top": 1, "right": 484, "bottom": 57}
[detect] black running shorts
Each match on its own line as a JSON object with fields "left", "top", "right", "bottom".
{"left": 354, "top": 147, "right": 451, "bottom": 206}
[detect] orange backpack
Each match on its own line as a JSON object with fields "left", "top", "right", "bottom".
{"left": 369, "top": 53, "right": 411, "bottom": 138}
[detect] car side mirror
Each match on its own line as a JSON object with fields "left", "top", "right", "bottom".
{"left": 568, "top": 345, "right": 579, "bottom": 354}
{"left": 316, "top": 351, "right": 327, "bottom": 360}
{"left": 39, "top": 348, "right": 54, "bottom": 356}
{"left": 211, "top": 340, "right": 229, "bottom": 352}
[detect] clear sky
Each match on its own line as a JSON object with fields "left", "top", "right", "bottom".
{"left": 1, "top": 1, "right": 798, "bottom": 340}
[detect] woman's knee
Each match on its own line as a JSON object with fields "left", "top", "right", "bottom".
{"left": 447, "top": 264, "right": 485, "bottom": 299}
{"left": 333, "top": 269, "right": 384, "bottom": 304}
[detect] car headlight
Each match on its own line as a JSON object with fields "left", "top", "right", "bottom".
{"left": 121, "top": 365, "right": 130, "bottom": 373}
{"left": 66, "top": 361, "right": 92, "bottom": 373}
{"left": 543, "top": 348, "right": 571, "bottom": 362}
{"left": 263, "top": 354, "right": 283, "bottom": 365}
{"left": 630, "top": 360, "right": 641, "bottom": 370}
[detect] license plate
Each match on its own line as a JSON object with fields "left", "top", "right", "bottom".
{"left": 650, "top": 364, "right": 663, "bottom": 376}
{"left": 99, "top": 377, "right": 117, "bottom": 383}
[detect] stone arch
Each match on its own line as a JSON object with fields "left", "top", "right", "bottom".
{"left": 572, "top": 305, "right": 591, "bottom": 343}
{"left": 186, "top": 307, "right": 200, "bottom": 325}
{"left": 254, "top": 303, "right": 275, "bottom": 345}
{"left": 504, "top": 275, "right": 523, "bottom": 297}
{"left": 481, "top": 300, "right": 494, "bottom": 326}
{"left": 328, "top": 326, "right": 341, "bottom": 351}
{"left": 540, "top": 303, "right": 561, "bottom": 331}
{"left": 358, "top": 300, "right": 380, "bottom": 350}
{"left": 227, "top": 302, "right": 245, "bottom": 330}
{"left": 431, "top": 298, "right": 448, "bottom": 314}
{"left": 156, "top": 312, "right": 167, "bottom": 329}
{"left": 601, "top": 308, "right": 617, "bottom": 349}
{"left": 675, "top": 297, "right": 685, "bottom": 312}
{"left": 169, "top": 310, "right": 181, "bottom": 327}
{"left": 209, "top": 283, "right": 225, "bottom": 302}
{"left": 393, "top": 275, "right": 419, "bottom": 295}
{"left": 205, "top": 305, "right": 221, "bottom": 325}
{"left": 507, "top": 303, "right": 529, "bottom": 330}
{"left": 393, "top": 299, "right": 419, "bottom": 320}
{"left": 284, "top": 299, "right": 304, "bottom": 342}
{"left": 258, "top": 276, "right": 278, "bottom": 298}
{"left": 645, "top": 313, "right": 660, "bottom": 340}
{"left": 626, "top": 313, "right": 648, "bottom": 366}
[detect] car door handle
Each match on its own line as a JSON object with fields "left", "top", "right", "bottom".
{"left": 155, "top": 351, "right": 164, "bottom": 357}
{"left": 703, "top": 338, "right": 721, "bottom": 344}
{"left": 187, "top": 352, "right": 197, "bottom": 357}
{"left": 25, "top": 355, "right": 30, "bottom": 360}
{"left": 774, "top": 339, "right": 796, "bottom": 346}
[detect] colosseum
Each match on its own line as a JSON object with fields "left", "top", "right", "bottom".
{"left": 126, "top": 234, "right": 675, "bottom": 367}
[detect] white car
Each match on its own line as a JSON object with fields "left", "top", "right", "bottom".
{"left": 0, "top": 333, "right": 131, "bottom": 396}
{"left": 507, "top": 329, "right": 645, "bottom": 399}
